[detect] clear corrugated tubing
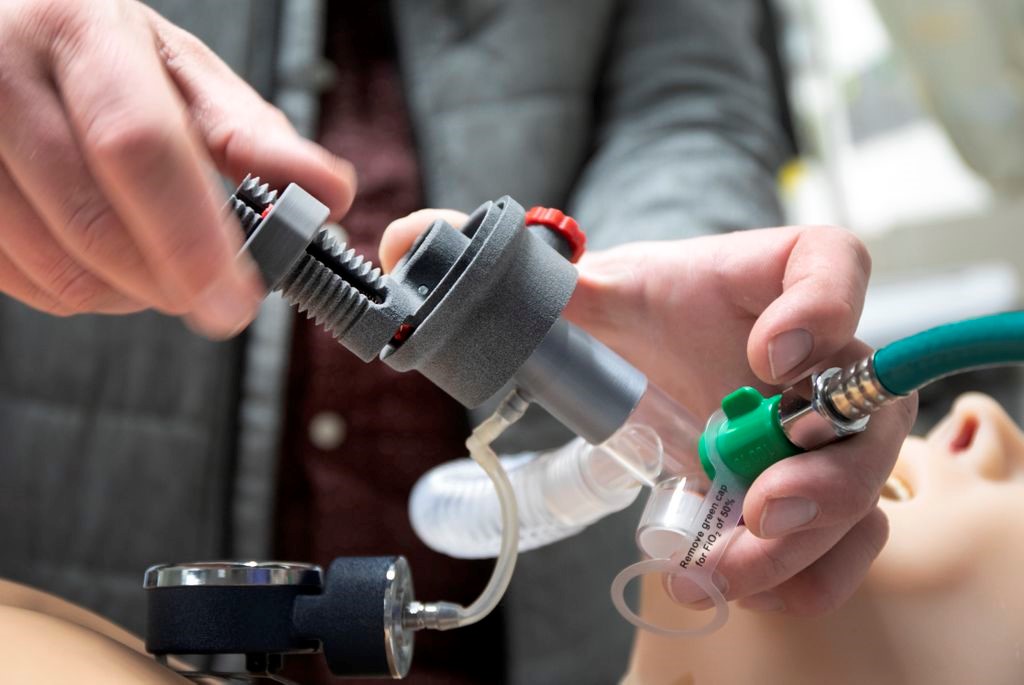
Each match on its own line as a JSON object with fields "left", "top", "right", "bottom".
{"left": 411, "top": 384, "right": 709, "bottom": 559}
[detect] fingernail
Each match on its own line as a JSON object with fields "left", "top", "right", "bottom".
{"left": 665, "top": 571, "right": 729, "bottom": 605}
{"left": 739, "top": 591, "right": 785, "bottom": 613}
{"left": 768, "top": 329, "right": 813, "bottom": 381}
{"left": 760, "top": 497, "right": 818, "bottom": 537}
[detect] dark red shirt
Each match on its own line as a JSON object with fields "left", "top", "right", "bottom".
{"left": 274, "top": 4, "right": 505, "bottom": 684}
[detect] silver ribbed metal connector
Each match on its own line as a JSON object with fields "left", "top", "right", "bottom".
{"left": 820, "top": 355, "right": 898, "bottom": 421}
{"left": 777, "top": 354, "right": 901, "bottom": 450}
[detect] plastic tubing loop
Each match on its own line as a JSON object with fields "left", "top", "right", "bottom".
{"left": 875, "top": 311, "right": 1024, "bottom": 396}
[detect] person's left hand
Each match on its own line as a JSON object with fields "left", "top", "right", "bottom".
{"left": 379, "top": 210, "right": 917, "bottom": 617}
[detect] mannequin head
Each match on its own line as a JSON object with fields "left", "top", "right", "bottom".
{"left": 626, "top": 393, "right": 1024, "bottom": 685}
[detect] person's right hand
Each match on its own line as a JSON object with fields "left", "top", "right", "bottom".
{"left": 0, "top": 0, "right": 356, "bottom": 337}
{"left": 381, "top": 210, "right": 917, "bottom": 618}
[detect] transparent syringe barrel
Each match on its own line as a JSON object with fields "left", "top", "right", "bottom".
{"left": 409, "top": 381, "right": 709, "bottom": 559}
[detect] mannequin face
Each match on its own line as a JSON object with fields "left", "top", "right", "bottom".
{"left": 625, "top": 393, "right": 1024, "bottom": 685}
{"left": 874, "top": 392, "right": 1024, "bottom": 591}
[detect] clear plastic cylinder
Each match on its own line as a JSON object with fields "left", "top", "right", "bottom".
{"left": 609, "top": 382, "right": 708, "bottom": 483}
{"left": 604, "top": 383, "right": 711, "bottom": 558}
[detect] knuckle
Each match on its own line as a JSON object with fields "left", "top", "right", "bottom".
{"left": 88, "top": 116, "right": 175, "bottom": 174}
{"left": 806, "top": 225, "right": 872, "bottom": 278}
{"left": 61, "top": 196, "right": 118, "bottom": 257}
{"left": 792, "top": 576, "right": 844, "bottom": 617}
{"left": 859, "top": 507, "right": 891, "bottom": 559}
{"left": 827, "top": 226, "right": 870, "bottom": 272}
{"left": 16, "top": 0, "right": 89, "bottom": 51}
{"left": 793, "top": 510, "right": 889, "bottom": 618}
{"left": 0, "top": 274, "right": 69, "bottom": 316}
{"left": 263, "top": 104, "right": 293, "bottom": 131}
{"left": 751, "top": 543, "right": 793, "bottom": 587}
{"left": 153, "top": 17, "right": 240, "bottom": 94}
{"left": 846, "top": 233, "right": 872, "bottom": 279}
{"left": 818, "top": 293, "right": 860, "bottom": 329}
{"left": 17, "top": 0, "right": 76, "bottom": 33}
{"left": 847, "top": 459, "right": 883, "bottom": 518}
{"left": 0, "top": 0, "right": 78, "bottom": 99}
{"left": 156, "top": 22, "right": 210, "bottom": 69}
{"left": 206, "top": 118, "right": 251, "bottom": 167}
{"left": 161, "top": 234, "right": 224, "bottom": 299}
{"left": 45, "top": 254, "right": 104, "bottom": 311}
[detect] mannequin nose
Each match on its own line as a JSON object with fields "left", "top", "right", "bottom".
{"left": 940, "top": 394, "right": 1024, "bottom": 481}
{"left": 948, "top": 414, "right": 979, "bottom": 454}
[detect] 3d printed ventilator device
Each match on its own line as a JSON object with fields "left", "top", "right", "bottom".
{"left": 144, "top": 176, "right": 1024, "bottom": 678}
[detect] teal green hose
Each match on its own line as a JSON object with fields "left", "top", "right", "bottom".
{"left": 874, "top": 311, "right": 1024, "bottom": 396}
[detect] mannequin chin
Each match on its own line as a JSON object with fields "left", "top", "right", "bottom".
{"left": 625, "top": 392, "right": 1024, "bottom": 685}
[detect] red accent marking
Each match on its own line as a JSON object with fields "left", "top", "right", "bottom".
{"left": 524, "top": 206, "right": 586, "bottom": 263}
{"left": 391, "top": 323, "right": 415, "bottom": 343}
{"left": 260, "top": 204, "right": 274, "bottom": 219}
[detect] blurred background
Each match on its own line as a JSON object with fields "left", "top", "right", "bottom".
{"left": 770, "top": 0, "right": 1024, "bottom": 428}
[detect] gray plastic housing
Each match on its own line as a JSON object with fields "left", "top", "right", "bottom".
{"left": 381, "top": 198, "right": 645, "bottom": 443}
{"left": 514, "top": 318, "right": 648, "bottom": 444}
{"left": 241, "top": 183, "right": 330, "bottom": 290}
{"left": 384, "top": 198, "right": 575, "bottom": 406}
{"left": 233, "top": 182, "right": 647, "bottom": 446}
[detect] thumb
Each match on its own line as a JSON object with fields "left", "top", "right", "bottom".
{"left": 146, "top": 10, "right": 357, "bottom": 218}
{"left": 378, "top": 209, "right": 469, "bottom": 272}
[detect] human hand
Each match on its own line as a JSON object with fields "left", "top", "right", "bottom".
{"left": 0, "top": 0, "right": 356, "bottom": 336}
{"left": 381, "top": 210, "right": 917, "bottom": 617}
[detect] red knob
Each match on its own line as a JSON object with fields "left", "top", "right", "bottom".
{"left": 525, "top": 206, "right": 586, "bottom": 263}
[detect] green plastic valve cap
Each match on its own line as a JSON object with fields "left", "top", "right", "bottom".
{"left": 698, "top": 386, "right": 801, "bottom": 484}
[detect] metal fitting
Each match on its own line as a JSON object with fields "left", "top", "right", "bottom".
{"left": 823, "top": 354, "right": 899, "bottom": 420}
{"left": 402, "top": 601, "right": 462, "bottom": 632}
{"left": 778, "top": 368, "right": 870, "bottom": 450}
{"left": 778, "top": 354, "right": 902, "bottom": 450}
{"left": 143, "top": 561, "right": 322, "bottom": 589}
{"left": 381, "top": 557, "right": 416, "bottom": 678}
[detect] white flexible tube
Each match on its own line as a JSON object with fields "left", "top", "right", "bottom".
{"left": 406, "top": 391, "right": 529, "bottom": 631}
{"left": 454, "top": 412, "right": 521, "bottom": 627}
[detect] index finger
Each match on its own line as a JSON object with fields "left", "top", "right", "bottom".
{"left": 744, "top": 225, "right": 872, "bottom": 385}
{"left": 48, "top": 4, "right": 262, "bottom": 336}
